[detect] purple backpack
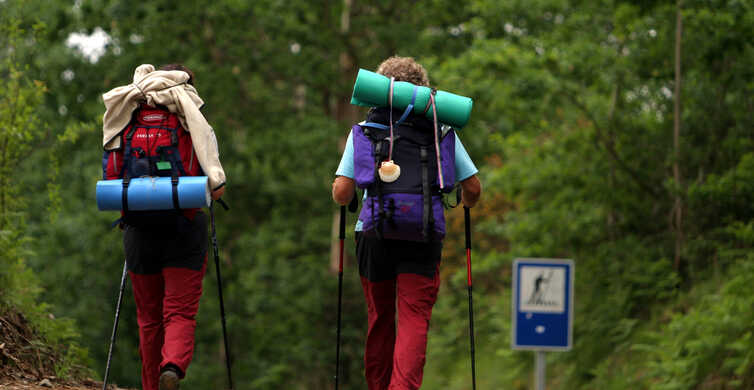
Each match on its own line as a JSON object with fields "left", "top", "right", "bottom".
{"left": 353, "top": 109, "right": 456, "bottom": 242}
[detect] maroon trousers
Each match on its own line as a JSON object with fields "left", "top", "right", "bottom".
{"left": 123, "top": 212, "right": 208, "bottom": 390}
{"left": 357, "top": 234, "right": 442, "bottom": 390}
{"left": 129, "top": 262, "right": 206, "bottom": 390}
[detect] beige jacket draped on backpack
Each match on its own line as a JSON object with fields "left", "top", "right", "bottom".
{"left": 102, "top": 64, "right": 226, "bottom": 190}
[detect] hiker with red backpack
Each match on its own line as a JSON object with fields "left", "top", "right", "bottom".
{"left": 101, "top": 64, "right": 226, "bottom": 390}
{"left": 332, "top": 56, "right": 482, "bottom": 390}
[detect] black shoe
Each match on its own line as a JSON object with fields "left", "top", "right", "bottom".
{"left": 159, "top": 366, "right": 180, "bottom": 390}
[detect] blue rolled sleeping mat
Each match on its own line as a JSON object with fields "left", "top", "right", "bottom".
{"left": 96, "top": 176, "right": 211, "bottom": 211}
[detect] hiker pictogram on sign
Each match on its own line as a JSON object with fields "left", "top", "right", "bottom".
{"left": 519, "top": 267, "right": 566, "bottom": 313}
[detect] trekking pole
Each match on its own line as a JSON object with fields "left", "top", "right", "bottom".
{"left": 464, "top": 206, "right": 477, "bottom": 390}
{"left": 334, "top": 204, "right": 346, "bottom": 390}
{"left": 102, "top": 260, "right": 128, "bottom": 390}
{"left": 210, "top": 199, "right": 234, "bottom": 390}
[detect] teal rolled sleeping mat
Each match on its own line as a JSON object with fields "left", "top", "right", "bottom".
{"left": 350, "top": 68, "right": 473, "bottom": 128}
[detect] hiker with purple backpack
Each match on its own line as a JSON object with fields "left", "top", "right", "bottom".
{"left": 332, "top": 56, "right": 481, "bottom": 390}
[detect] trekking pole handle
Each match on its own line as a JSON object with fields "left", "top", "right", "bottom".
{"left": 339, "top": 205, "right": 346, "bottom": 240}
{"left": 464, "top": 206, "right": 471, "bottom": 250}
{"left": 347, "top": 190, "right": 359, "bottom": 213}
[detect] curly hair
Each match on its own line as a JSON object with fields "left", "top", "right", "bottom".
{"left": 376, "top": 56, "right": 430, "bottom": 87}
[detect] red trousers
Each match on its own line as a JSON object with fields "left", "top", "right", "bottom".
{"left": 360, "top": 270, "right": 440, "bottom": 390}
{"left": 129, "top": 260, "right": 206, "bottom": 390}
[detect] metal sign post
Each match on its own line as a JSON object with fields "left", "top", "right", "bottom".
{"left": 512, "top": 258, "right": 574, "bottom": 390}
{"left": 535, "top": 350, "right": 546, "bottom": 390}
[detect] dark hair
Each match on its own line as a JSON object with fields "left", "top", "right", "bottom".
{"left": 159, "top": 64, "right": 195, "bottom": 85}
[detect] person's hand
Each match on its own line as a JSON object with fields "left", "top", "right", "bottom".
{"left": 460, "top": 175, "right": 481, "bottom": 208}
{"left": 332, "top": 176, "right": 355, "bottom": 205}
{"left": 211, "top": 186, "right": 225, "bottom": 201}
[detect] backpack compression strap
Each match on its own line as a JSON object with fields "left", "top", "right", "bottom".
{"left": 122, "top": 176, "right": 130, "bottom": 213}
{"left": 171, "top": 172, "right": 180, "bottom": 209}
{"left": 420, "top": 146, "right": 434, "bottom": 241}
{"left": 120, "top": 125, "right": 140, "bottom": 212}
{"left": 165, "top": 120, "right": 181, "bottom": 209}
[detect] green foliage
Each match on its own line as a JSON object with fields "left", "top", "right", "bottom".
{"left": 0, "top": 16, "right": 92, "bottom": 380}
{"left": 0, "top": 15, "right": 49, "bottom": 312}
{"left": 0, "top": 20, "right": 46, "bottom": 230}
{"left": 632, "top": 255, "right": 754, "bottom": 389}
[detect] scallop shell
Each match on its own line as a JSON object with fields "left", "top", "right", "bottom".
{"left": 378, "top": 160, "right": 401, "bottom": 182}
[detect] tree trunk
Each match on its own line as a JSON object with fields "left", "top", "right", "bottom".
{"left": 673, "top": 0, "right": 683, "bottom": 271}
{"left": 330, "top": 0, "right": 359, "bottom": 273}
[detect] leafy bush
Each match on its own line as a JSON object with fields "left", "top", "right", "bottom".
{"left": 0, "top": 18, "right": 92, "bottom": 380}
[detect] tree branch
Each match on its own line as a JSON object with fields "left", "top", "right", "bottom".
{"left": 561, "top": 88, "right": 663, "bottom": 199}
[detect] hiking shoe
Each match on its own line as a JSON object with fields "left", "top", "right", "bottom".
{"left": 159, "top": 366, "right": 180, "bottom": 390}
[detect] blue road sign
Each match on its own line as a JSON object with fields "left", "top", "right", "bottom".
{"left": 512, "top": 258, "right": 574, "bottom": 351}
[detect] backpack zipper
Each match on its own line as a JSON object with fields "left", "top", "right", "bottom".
{"left": 189, "top": 149, "right": 194, "bottom": 171}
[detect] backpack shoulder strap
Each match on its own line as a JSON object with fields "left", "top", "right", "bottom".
{"left": 394, "top": 86, "right": 419, "bottom": 127}
{"left": 361, "top": 121, "right": 389, "bottom": 131}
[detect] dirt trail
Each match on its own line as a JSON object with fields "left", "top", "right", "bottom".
{"left": 0, "top": 310, "right": 135, "bottom": 390}
{"left": 0, "top": 378, "right": 132, "bottom": 389}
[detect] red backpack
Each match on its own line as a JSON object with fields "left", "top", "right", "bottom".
{"left": 102, "top": 104, "right": 203, "bottom": 226}
{"left": 104, "top": 104, "right": 202, "bottom": 181}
